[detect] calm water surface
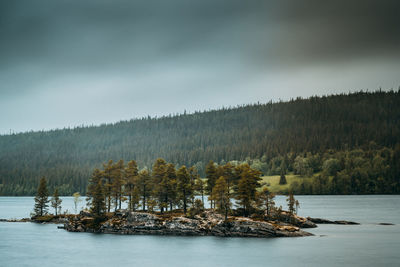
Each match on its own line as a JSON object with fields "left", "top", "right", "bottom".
{"left": 1, "top": 195, "right": 399, "bottom": 267}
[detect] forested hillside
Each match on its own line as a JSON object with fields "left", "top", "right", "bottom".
{"left": 0, "top": 90, "right": 399, "bottom": 195}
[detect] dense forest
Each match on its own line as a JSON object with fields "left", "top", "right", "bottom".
{"left": 0, "top": 90, "right": 399, "bottom": 195}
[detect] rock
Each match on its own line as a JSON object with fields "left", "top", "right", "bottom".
{"left": 63, "top": 209, "right": 314, "bottom": 238}
{"left": 378, "top": 223, "right": 395, "bottom": 225}
{"left": 0, "top": 218, "right": 31, "bottom": 222}
{"left": 307, "top": 217, "right": 360, "bottom": 225}
{"left": 271, "top": 211, "right": 317, "bottom": 228}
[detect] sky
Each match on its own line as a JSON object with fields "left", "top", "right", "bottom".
{"left": 1, "top": 0, "right": 400, "bottom": 134}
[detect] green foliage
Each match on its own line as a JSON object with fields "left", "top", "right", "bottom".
{"left": 51, "top": 188, "right": 62, "bottom": 216}
{"left": 256, "top": 187, "right": 275, "bottom": 217}
{"left": 176, "top": 165, "right": 192, "bottom": 214}
{"left": 33, "top": 177, "right": 49, "bottom": 217}
{"left": 211, "top": 176, "right": 231, "bottom": 220}
{"left": 125, "top": 160, "right": 139, "bottom": 211}
{"left": 89, "top": 181, "right": 106, "bottom": 216}
{"left": 1, "top": 91, "right": 399, "bottom": 196}
{"left": 235, "top": 163, "right": 262, "bottom": 216}
{"left": 137, "top": 169, "right": 151, "bottom": 211}
{"left": 279, "top": 174, "right": 287, "bottom": 185}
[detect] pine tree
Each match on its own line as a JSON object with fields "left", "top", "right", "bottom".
{"left": 279, "top": 173, "right": 287, "bottom": 185}
{"left": 177, "top": 165, "right": 192, "bottom": 214}
{"left": 279, "top": 160, "right": 287, "bottom": 185}
{"left": 195, "top": 175, "right": 205, "bottom": 207}
{"left": 34, "top": 177, "right": 49, "bottom": 217}
{"left": 211, "top": 176, "right": 230, "bottom": 220}
{"left": 286, "top": 190, "right": 296, "bottom": 215}
{"left": 189, "top": 166, "right": 199, "bottom": 206}
{"left": 205, "top": 160, "right": 218, "bottom": 208}
{"left": 125, "top": 160, "right": 139, "bottom": 211}
{"left": 165, "top": 163, "right": 177, "bottom": 211}
{"left": 90, "top": 181, "right": 106, "bottom": 217}
{"left": 235, "top": 164, "right": 262, "bottom": 216}
{"left": 137, "top": 169, "right": 151, "bottom": 211}
{"left": 257, "top": 187, "right": 275, "bottom": 217}
{"left": 103, "top": 160, "right": 114, "bottom": 212}
{"left": 152, "top": 158, "right": 167, "bottom": 213}
{"left": 112, "top": 160, "right": 125, "bottom": 211}
{"left": 86, "top": 168, "right": 103, "bottom": 210}
{"left": 51, "top": 188, "right": 62, "bottom": 216}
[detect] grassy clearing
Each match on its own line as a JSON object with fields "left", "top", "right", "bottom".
{"left": 259, "top": 173, "right": 314, "bottom": 194}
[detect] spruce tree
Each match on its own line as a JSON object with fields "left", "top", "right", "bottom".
{"left": 205, "top": 160, "right": 218, "bottom": 208}
{"left": 286, "top": 190, "right": 296, "bottom": 215}
{"left": 257, "top": 187, "right": 275, "bottom": 217}
{"left": 51, "top": 188, "right": 62, "bottom": 216}
{"left": 165, "top": 163, "right": 177, "bottom": 211}
{"left": 103, "top": 160, "right": 114, "bottom": 212}
{"left": 235, "top": 164, "right": 262, "bottom": 216}
{"left": 112, "top": 160, "right": 125, "bottom": 211}
{"left": 137, "top": 169, "right": 151, "bottom": 211}
{"left": 86, "top": 168, "right": 103, "bottom": 210}
{"left": 90, "top": 181, "right": 106, "bottom": 216}
{"left": 177, "top": 165, "right": 192, "bottom": 214}
{"left": 152, "top": 158, "right": 167, "bottom": 213}
{"left": 211, "top": 176, "right": 230, "bottom": 220}
{"left": 195, "top": 175, "right": 205, "bottom": 207}
{"left": 34, "top": 177, "right": 49, "bottom": 217}
{"left": 125, "top": 160, "right": 139, "bottom": 211}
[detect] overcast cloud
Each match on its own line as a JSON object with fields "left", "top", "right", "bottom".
{"left": 1, "top": 0, "right": 399, "bottom": 134}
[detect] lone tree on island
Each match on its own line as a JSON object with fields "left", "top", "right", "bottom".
{"left": 286, "top": 190, "right": 297, "bottom": 215}
{"left": 51, "top": 188, "right": 62, "bottom": 216}
{"left": 34, "top": 177, "right": 49, "bottom": 217}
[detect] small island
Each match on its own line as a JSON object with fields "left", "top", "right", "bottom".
{"left": 26, "top": 159, "right": 360, "bottom": 238}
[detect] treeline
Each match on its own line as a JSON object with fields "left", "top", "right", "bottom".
{"left": 289, "top": 145, "right": 400, "bottom": 194}
{"left": 86, "top": 158, "right": 285, "bottom": 219}
{"left": 0, "top": 90, "right": 399, "bottom": 195}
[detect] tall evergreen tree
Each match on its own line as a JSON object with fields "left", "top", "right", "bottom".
{"left": 112, "top": 160, "right": 125, "bottom": 211}
{"left": 211, "top": 176, "right": 230, "bottom": 220}
{"left": 205, "top": 160, "right": 218, "bottom": 208}
{"left": 86, "top": 168, "right": 103, "bottom": 209}
{"left": 51, "top": 188, "right": 62, "bottom": 216}
{"left": 137, "top": 169, "right": 151, "bottom": 211}
{"left": 34, "top": 177, "right": 49, "bottom": 217}
{"left": 103, "top": 160, "right": 114, "bottom": 212}
{"left": 125, "top": 160, "right": 139, "bottom": 211}
{"left": 257, "top": 187, "right": 275, "bottom": 217}
{"left": 90, "top": 181, "right": 106, "bottom": 217}
{"left": 152, "top": 158, "right": 167, "bottom": 213}
{"left": 177, "top": 165, "right": 192, "bottom": 214}
{"left": 195, "top": 175, "right": 205, "bottom": 207}
{"left": 286, "top": 190, "right": 296, "bottom": 215}
{"left": 235, "top": 164, "right": 262, "bottom": 216}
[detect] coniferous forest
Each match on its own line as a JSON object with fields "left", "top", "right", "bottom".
{"left": 0, "top": 90, "right": 399, "bottom": 196}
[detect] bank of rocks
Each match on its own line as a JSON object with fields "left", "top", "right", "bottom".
{"left": 64, "top": 210, "right": 313, "bottom": 238}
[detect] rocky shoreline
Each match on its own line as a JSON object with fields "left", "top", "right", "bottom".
{"left": 63, "top": 210, "right": 316, "bottom": 238}
{"left": 1, "top": 210, "right": 374, "bottom": 238}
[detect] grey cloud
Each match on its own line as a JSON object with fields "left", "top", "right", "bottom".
{"left": 0, "top": 0, "right": 399, "bottom": 133}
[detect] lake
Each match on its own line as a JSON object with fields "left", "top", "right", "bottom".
{"left": 1, "top": 195, "right": 399, "bottom": 267}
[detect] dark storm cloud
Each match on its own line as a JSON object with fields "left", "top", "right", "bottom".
{"left": 0, "top": 0, "right": 399, "bottom": 133}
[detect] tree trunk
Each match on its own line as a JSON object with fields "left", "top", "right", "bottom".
{"left": 183, "top": 190, "right": 187, "bottom": 214}
{"left": 143, "top": 193, "right": 146, "bottom": 211}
